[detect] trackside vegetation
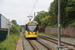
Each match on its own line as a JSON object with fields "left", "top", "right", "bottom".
{"left": 34, "top": 0, "right": 75, "bottom": 27}
{"left": 10, "top": 25, "right": 20, "bottom": 35}
{"left": 39, "top": 32, "right": 68, "bottom": 38}
{"left": 0, "top": 34, "right": 19, "bottom": 50}
{"left": 0, "top": 20, "right": 20, "bottom": 50}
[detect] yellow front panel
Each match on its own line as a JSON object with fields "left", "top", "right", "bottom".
{"left": 25, "top": 31, "right": 38, "bottom": 38}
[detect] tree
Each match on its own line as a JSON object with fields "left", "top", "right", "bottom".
{"left": 34, "top": 0, "right": 75, "bottom": 27}
{"left": 10, "top": 20, "right": 20, "bottom": 34}
{"left": 11, "top": 20, "right": 17, "bottom": 25}
{"left": 34, "top": 11, "right": 49, "bottom": 26}
{"left": 41, "top": 15, "right": 57, "bottom": 27}
{"left": 10, "top": 25, "right": 20, "bottom": 35}
{"left": 48, "top": 0, "right": 75, "bottom": 27}
{"left": 41, "top": 16, "right": 51, "bottom": 26}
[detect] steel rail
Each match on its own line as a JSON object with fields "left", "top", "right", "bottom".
{"left": 39, "top": 35, "right": 75, "bottom": 47}
{"left": 36, "top": 40, "right": 53, "bottom": 50}
{"left": 39, "top": 35, "right": 74, "bottom": 50}
{"left": 39, "top": 36, "right": 64, "bottom": 46}
{"left": 28, "top": 39, "right": 39, "bottom": 50}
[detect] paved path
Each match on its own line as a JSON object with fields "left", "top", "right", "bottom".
{"left": 16, "top": 33, "right": 23, "bottom": 50}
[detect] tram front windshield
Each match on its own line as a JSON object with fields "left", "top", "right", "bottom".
{"left": 28, "top": 23, "right": 37, "bottom": 32}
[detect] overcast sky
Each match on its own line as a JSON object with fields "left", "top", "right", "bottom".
{"left": 0, "top": 0, "right": 53, "bottom": 25}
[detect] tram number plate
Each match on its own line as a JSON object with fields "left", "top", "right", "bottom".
{"left": 29, "top": 23, "right": 36, "bottom": 25}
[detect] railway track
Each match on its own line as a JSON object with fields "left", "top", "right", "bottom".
{"left": 23, "top": 34, "right": 52, "bottom": 50}
{"left": 27, "top": 39, "right": 39, "bottom": 50}
{"left": 27, "top": 39, "right": 52, "bottom": 50}
{"left": 23, "top": 33, "right": 74, "bottom": 50}
{"left": 39, "top": 35, "right": 75, "bottom": 50}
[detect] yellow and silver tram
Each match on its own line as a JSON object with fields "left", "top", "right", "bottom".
{"left": 25, "top": 21, "right": 38, "bottom": 38}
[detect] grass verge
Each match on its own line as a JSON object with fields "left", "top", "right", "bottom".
{"left": 39, "top": 32, "right": 68, "bottom": 38}
{"left": 0, "top": 33, "right": 20, "bottom": 50}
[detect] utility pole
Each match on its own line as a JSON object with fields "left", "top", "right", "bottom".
{"left": 8, "top": 19, "right": 11, "bottom": 43}
{"left": 58, "top": 0, "right": 61, "bottom": 49}
{"left": 8, "top": 27, "right": 10, "bottom": 43}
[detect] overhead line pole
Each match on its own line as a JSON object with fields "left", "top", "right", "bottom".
{"left": 58, "top": 0, "right": 61, "bottom": 49}
{"left": 8, "top": 19, "right": 11, "bottom": 43}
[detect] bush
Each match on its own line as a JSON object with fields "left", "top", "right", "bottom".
{"left": 10, "top": 25, "right": 20, "bottom": 35}
{"left": 69, "top": 22, "right": 75, "bottom": 26}
{"left": 0, "top": 34, "right": 19, "bottom": 50}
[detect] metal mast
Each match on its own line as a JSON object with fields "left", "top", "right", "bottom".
{"left": 58, "top": 0, "right": 61, "bottom": 48}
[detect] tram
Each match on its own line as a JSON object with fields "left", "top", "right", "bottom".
{"left": 25, "top": 21, "right": 38, "bottom": 38}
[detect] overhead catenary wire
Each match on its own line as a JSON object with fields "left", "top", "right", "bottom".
{"left": 29, "top": 0, "right": 38, "bottom": 16}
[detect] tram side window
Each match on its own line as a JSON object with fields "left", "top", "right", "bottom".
{"left": 37, "top": 25, "right": 39, "bottom": 30}
{"left": 26, "top": 25, "right": 27, "bottom": 30}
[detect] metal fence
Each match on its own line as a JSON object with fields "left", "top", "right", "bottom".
{"left": 0, "top": 30, "right": 8, "bottom": 42}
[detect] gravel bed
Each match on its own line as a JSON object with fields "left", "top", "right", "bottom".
{"left": 53, "top": 38, "right": 75, "bottom": 45}
{"left": 38, "top": 37, "right": 70, "bottom": 50}
{"left": 40, "top": 35, "right": 75, "bottom": 45}
{"left": 37, "top": 37, "right": 57, "bottom": 50}
{"left": 22, "top": 34, "right": 75, "bottom": 50}
{"left": 32, "top": 40, "right": 47, "bottom": 50}
{"left": 39, "top": 35, "right": 75, "bottom": 50}
{"left": 22, "top": 36, "right": 33, "bottom": 50}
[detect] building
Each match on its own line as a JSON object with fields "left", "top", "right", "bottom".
{"left": 0, "top": 14, "right": 11, "bottom": 41}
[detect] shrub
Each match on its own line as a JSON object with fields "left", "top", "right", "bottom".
{"left": 10, "top": 25, "right": 20, "bottom": 35}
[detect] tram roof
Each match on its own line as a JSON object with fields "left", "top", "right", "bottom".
{"left": 26, "top": 21, "right": 38, "bottom": 24}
